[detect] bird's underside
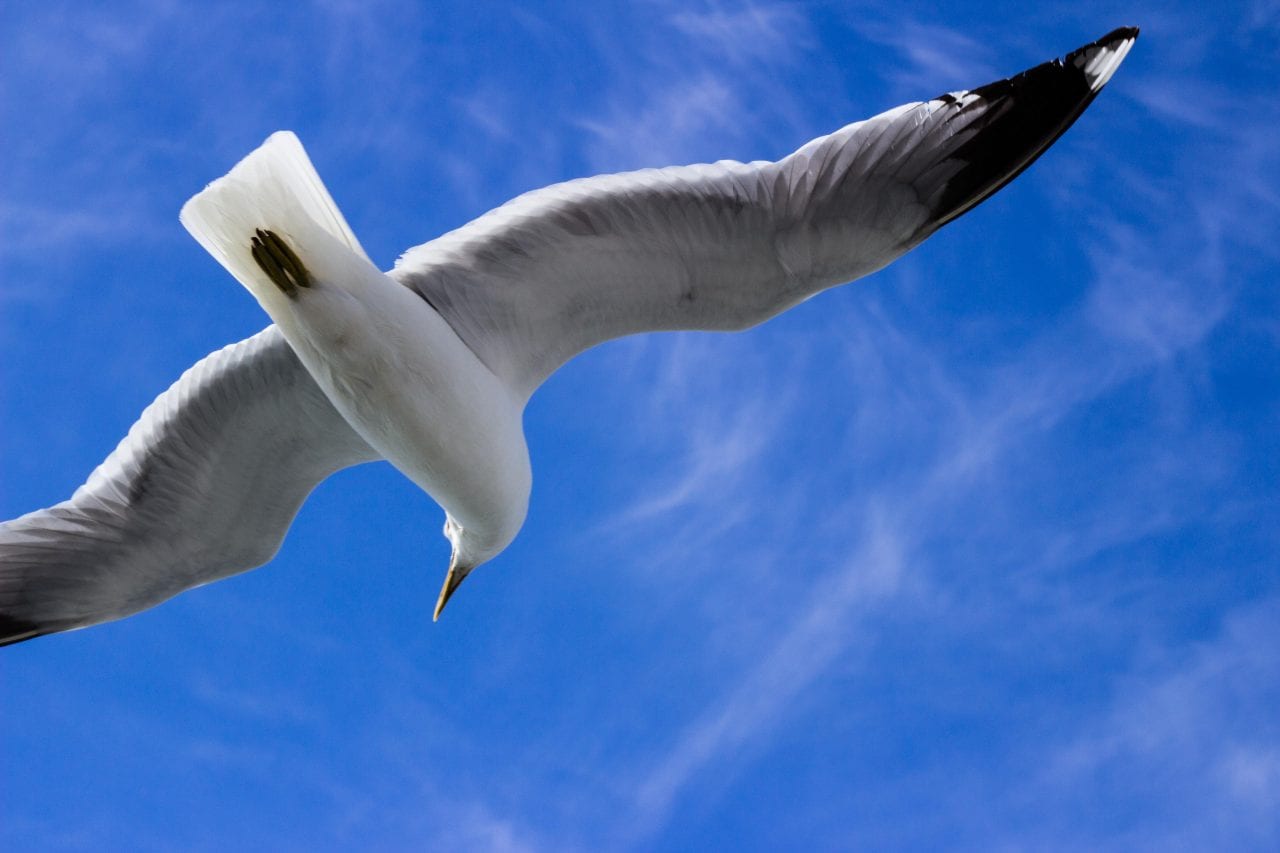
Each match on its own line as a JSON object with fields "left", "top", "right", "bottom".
{"left": 0, "top": 27, "right": 1137, "bottom": 646}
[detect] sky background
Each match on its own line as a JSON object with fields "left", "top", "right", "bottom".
{"left": 2, "top": 1, "right": 1278, "bottom": 849}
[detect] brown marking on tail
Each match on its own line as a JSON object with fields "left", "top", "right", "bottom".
{"left": 250, "top": 229, "right": 313, "bottom": 297}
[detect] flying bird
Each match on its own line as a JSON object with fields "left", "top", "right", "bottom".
{"left": 0, "top": 28, "right": 1138, "bottom": 645}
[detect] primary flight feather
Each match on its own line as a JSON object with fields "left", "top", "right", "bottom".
{"left": 0, "top": 28, "right": 1138, "bottom": 645}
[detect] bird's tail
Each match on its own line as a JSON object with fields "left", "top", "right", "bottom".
{"left": 180, "top": 131, "right": 373, "bottom": 308}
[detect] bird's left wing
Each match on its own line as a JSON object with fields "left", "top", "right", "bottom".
{"left": 393, "top": 28, "right": 1136, "bottom": 397}
{"left": 0, "top": 326, "right": 379, "bottom": 645}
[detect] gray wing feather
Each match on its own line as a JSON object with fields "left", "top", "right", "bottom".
{"left": 392, "top": 29, "right": 1136, "bottom": 396}
{"left": 0, "top": 326, "right": 378, "bottom": 644}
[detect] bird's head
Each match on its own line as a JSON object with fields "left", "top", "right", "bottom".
{"left": 432, "top": 515, "right": 505, "bottom": 621}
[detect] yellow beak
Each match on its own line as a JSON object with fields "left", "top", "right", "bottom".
{"left": 433, "top": 560, "right": 470, "bottom": 621}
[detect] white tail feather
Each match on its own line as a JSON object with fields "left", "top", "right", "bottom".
{"left": 180, "top": 131, "right": 370, "bottom": 298}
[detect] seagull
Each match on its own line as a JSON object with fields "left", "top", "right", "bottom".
{"left": 0, "top": 28, "right": 1138, "bottom": 646}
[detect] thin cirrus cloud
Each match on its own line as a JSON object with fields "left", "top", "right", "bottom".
{"left": 847, "top": 16, "right": 998, "bottom": 96}
{"left": 550, "top": 9, "right": 1279, "bottom": 845}
{"left": 1031, "top": 595, "right": 1280, "bottom": 848}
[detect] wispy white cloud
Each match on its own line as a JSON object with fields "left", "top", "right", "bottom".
{"left": 186, "top": 673, "right": 320, "bottom": 727}
{"left": 1244, "top": 0, "right": 1280, "bottom": 38}
{"left": 848, "top": 17, "right": 998, "bottom": 98}
{"left": 0, "top": 199, "right": 159, "bottom": 265}
{"left": 1032, "top": 594, "right": 1280, "bottom": 847}
{"left": 1085, "top": 229, "right": 1229, "bottom": 361}
{"left": 1126, "top": 75, "right": 1242, "bottom": 132}
{"left": 668, "top": 1, "right": 813, "bottom": 66}
{"left": 576, "top": 0, "right": 819, "bottom": 172}
{"left": 573, "top": 337, "right": 808, "bottom": 642}
{"left": 578, "top": 74, "right": 744, "bottom": 172}
{"left": 610, "top": 397, "right": 777, "bottom": 525}
{"left": 574, "top": 14, "right": 1278, "bottom": 838}
{"left": 426, "top": 803, "right": 543, "bottom": 853}
{"left": 625, "top": 506, "right": 906, "bottom": 844}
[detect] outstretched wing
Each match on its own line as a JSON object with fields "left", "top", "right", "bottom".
{"left": 0, "top": 326, "right": 378, "bottom": 645}
{"left": 393, "top": 28, "right": 1137, "bottom": 397}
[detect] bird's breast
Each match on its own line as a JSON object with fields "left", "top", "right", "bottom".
{"left": 282, "top": 266, "right": 532, "bottom": 552}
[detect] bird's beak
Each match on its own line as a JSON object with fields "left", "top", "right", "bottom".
{"left": 432, "top": 558, "right": 470, "bottom": 621}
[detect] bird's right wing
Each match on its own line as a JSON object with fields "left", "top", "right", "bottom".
{"left": 393, "top": 28, "right": 1137, "bottom": 397}
{"left": 0, "top": 326, "right": 379, "bottom": 645}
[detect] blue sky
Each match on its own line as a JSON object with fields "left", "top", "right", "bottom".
{"left": 2, "top": 1, "right": 1278, "bottom": 849}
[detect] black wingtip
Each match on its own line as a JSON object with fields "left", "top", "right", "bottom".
{"left": 0, "top": 613, "right": 55, "bottom": 647}
{"left": 927, "top": 27, "right": 1138, "bottom": 229}
{"left": 1100, "top": 26, "right": 1141, "bottom": 44}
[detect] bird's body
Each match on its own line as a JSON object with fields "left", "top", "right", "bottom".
{"left": 0, "top": 28, "right": 1138, "bottom": 645}
{"left": 182, "top": 163, "right": 534, "bottom": 605}
{"left": 257, "top": 225, "right": 533, "bottom": 600}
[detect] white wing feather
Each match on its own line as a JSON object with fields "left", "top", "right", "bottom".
{"left": 393, "top": 29, "right": 1137, "bottom": 397}
{"left": 0, "top": 327, "right": 377, "bottom": 644}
